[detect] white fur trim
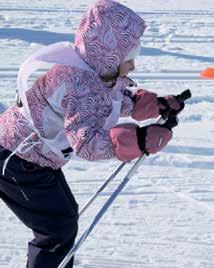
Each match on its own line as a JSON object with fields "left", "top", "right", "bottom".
{"left": 124, "top": 41, "right": 141, "bottom": 61}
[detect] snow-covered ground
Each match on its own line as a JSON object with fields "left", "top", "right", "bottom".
{"left": 0, "top": 0, "right": 214, "bottom": 267}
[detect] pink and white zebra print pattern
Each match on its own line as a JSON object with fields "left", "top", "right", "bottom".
{"left": 0, "top": 0, "right": 147, "bottom": 169}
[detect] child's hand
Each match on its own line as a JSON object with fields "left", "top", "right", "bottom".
{"left": 136, "top": 124, "right": 173, "bottom": 155}
{"left": 110, "top": 123, "right": 172, "bottom": 162}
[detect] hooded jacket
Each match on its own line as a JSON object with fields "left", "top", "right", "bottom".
{"left": 0, "top": 0, "right": 160, "bottom": 169}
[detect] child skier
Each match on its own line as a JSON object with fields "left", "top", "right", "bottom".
{"left": 0, "top": 0, "right": 184, "bottom": 267}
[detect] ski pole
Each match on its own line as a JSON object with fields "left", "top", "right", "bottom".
{"left": 79, "top": 161, "right": 127, "bottom": 217}
{"left": 58, "top": 155, "right": 146, "bottom": 268}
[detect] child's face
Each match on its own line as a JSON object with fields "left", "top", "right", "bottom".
{"left": 119, "top": 59, "right": 135, "bottom": 77}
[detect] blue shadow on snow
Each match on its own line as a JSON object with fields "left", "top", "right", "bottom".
{"left": 141, "top": 47, "right": 214, "bottom": 63}
{"left": 0, "top": 28, "right": 74, "bottom": 45}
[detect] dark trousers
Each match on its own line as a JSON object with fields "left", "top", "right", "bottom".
{"left": 0, "top": 145, "right": 78, "bottom": 268}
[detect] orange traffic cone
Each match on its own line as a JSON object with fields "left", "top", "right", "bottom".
{"left": 200, "top": 68, "right": 214, "bottom": 79}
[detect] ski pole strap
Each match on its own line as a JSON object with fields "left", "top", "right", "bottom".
{"left": 58, "top": 156, "right": 146, "bottom": 268}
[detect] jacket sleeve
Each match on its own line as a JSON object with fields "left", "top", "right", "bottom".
{"left": 120, "top": 89, "right": 135, "bottom": 117}
{"left": 63, "top": 91, "right": 116, "bottom": 161}
{"left": 111, "top": 77, "right": 135, "bottom": 117}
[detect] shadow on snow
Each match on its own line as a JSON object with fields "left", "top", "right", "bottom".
{"left": 0, "top": 27, "right": 74, "bottom": 45}
{"left": 141, "top": 47, "right": 214, "bottom": 63}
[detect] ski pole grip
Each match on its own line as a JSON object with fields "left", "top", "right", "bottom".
{"left": 163, "top": 90, "right": 191, "bottom": 129}
{"left": 176, "top": 89, "right": 192, "bottom": 102}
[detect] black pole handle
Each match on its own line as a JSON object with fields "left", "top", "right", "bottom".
{"left": 164, "top": 89, "right": 192, "bottom": 129}
{"left": 176, "top": 89, "right": 192, "bottom": 103}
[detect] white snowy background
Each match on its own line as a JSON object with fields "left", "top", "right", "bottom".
{"left": 0, "top": 0, "right": 214, "bottom": 267}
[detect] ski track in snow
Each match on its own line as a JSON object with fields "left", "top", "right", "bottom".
{"left": 0, "top": 1, "right": 214, "bottom": 268}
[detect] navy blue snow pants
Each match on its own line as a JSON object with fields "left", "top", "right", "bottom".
{"left": 0, "top": 145, "right": 78, "bottom": 268}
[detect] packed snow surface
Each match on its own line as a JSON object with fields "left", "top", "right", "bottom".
{"left": 0, "top": 0, "right": 214, "bottom": 267}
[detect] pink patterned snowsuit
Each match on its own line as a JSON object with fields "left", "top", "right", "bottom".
{"left": 0, "top": 0, "right": 162, "bottom": 170}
